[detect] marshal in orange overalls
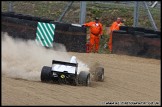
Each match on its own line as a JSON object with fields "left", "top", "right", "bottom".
{"left": 108, "top": 18, "right": 122, "bottom": 53}
{"left": 83, "top": 18, "right": 103, "bottom": 53}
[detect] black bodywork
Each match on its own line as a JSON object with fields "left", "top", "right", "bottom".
{"left": 50, "top": 60, "right": 78, "bottom": 85}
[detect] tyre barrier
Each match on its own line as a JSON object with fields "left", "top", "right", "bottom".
{"left": 119, "top": 26, "right": 161, "bottom": 37}
{"left": 112, "top": 31, "right": 161, "bottom": 59}
{"left": 2, "top": 12, "right": 160, "bottom": 59}
{"left": 2, "top": 12, "right": 87, "bottom": 52}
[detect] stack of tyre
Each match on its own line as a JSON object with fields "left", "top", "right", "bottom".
{"left": 114, "top": 26, "right": 161, "bottom": 38}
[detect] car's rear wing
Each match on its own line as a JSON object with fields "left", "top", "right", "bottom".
{"left": 52, "top": 60, "right": 78, "bottom": 67}
{"left": 52, "top": 60, "right": 78, "bottom": 75}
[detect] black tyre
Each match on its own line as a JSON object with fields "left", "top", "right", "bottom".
{"left": 144, "top": 29, "right": 155, "bottom": 34}
{"left": 78, "top": 71, "right": 90, "bottom": 86}
{"left": 94, "top": 67, "right": 104, "bottom": 82}
{"left": 127, "top": 27, "right": 135, "bottom": 33}
{"left": 134, "top": 27, "right": 145, "bottom": 32}
{"left": 134, "top": 31, "right": 145, "bottom": 36}
{"left": 155, "top": 31, "right": 161, "bottom": 36}
{"left": 40, "top": 66, "right": 52, "bottom": 82}
{"left": 119, "top": 26, "right": 129, "bottom": 31}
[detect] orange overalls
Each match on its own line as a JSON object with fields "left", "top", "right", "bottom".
{"left": 108, "top": 21, "right": 121, "bottom": 52}
{"left": 84, "top": 21, "right": 103, "bottom": 53}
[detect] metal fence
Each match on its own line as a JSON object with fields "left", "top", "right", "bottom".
{"left": 1, "top": 1, "right": 161, "bottom": 31}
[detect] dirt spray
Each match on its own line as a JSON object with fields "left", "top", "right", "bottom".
{"left": 2, "top": 32, "right": 89, "bottom": 81}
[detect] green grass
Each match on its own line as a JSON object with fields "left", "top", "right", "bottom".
{"left": 2, "top": 1, "right": 160, "bottom": 30}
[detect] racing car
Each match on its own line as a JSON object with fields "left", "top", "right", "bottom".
{"left": 40, "top": 56, "right": 104, "bottom": 86}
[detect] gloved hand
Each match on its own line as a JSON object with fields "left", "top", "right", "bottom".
{"left": 82, "top": 24, "right": 85, "bottom": 27}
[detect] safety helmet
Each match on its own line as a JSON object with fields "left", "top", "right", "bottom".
{"left": 117, "top": 17, "right": 121, "bottom": 20}
{"left": 95, "top": 17, "right": 99, "bottom": 20}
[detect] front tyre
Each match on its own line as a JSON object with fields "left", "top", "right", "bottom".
{"left": 94, "top": 67, "right": 104, "bottom": 82}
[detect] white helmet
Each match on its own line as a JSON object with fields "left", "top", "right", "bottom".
{"left": 70, "top": 56, "right": 77, "bottom": 63}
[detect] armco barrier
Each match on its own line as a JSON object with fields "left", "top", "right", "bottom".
{"left": 1, "top": 12, "right": 86, "bottom": 52}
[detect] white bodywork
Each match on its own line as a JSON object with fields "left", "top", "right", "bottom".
{"left": 52, "top": 56, "right": 77, "bottom": 74}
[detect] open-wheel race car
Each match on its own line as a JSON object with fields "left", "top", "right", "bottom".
{"left": 40, "top": 56, "right": 104, "bottom": 86}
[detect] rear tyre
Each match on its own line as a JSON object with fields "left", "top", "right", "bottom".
{"left": 94, "top": 67, "right": 104, "bottom": 82}
{"left": 40, "top": 66, "right": 52, "bottom": 82}
{"left": 78, "top": 71, "right": 90, "bottom": 86}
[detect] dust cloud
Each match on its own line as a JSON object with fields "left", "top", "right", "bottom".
{"left": 2, "top": 32, "right": 89, "bottom": 81}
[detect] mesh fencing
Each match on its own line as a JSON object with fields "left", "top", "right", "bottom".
{"left": 2, "top": 1, "right": 161, "bottom": 31}
{"left": 2, "top": 1, "right": 161, "bottom": 54}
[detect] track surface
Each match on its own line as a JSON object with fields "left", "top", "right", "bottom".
{"left": 2, "top": 52, "right": 161, "bottom": 106}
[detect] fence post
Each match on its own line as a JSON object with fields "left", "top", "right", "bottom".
{"left": 8, "top": 1, "right": 13, "bottom": 12}
{"left": 80, "top": 1, "right": 86, "bottom": 24}
{"left": 57, "top": 1, "right": 73, "bottom": 22}
{"left": 133, "top": 1, "right": 139, "bottom": 27}
{"left": 143, "top": 1, "right": 158, "bottom": 30}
